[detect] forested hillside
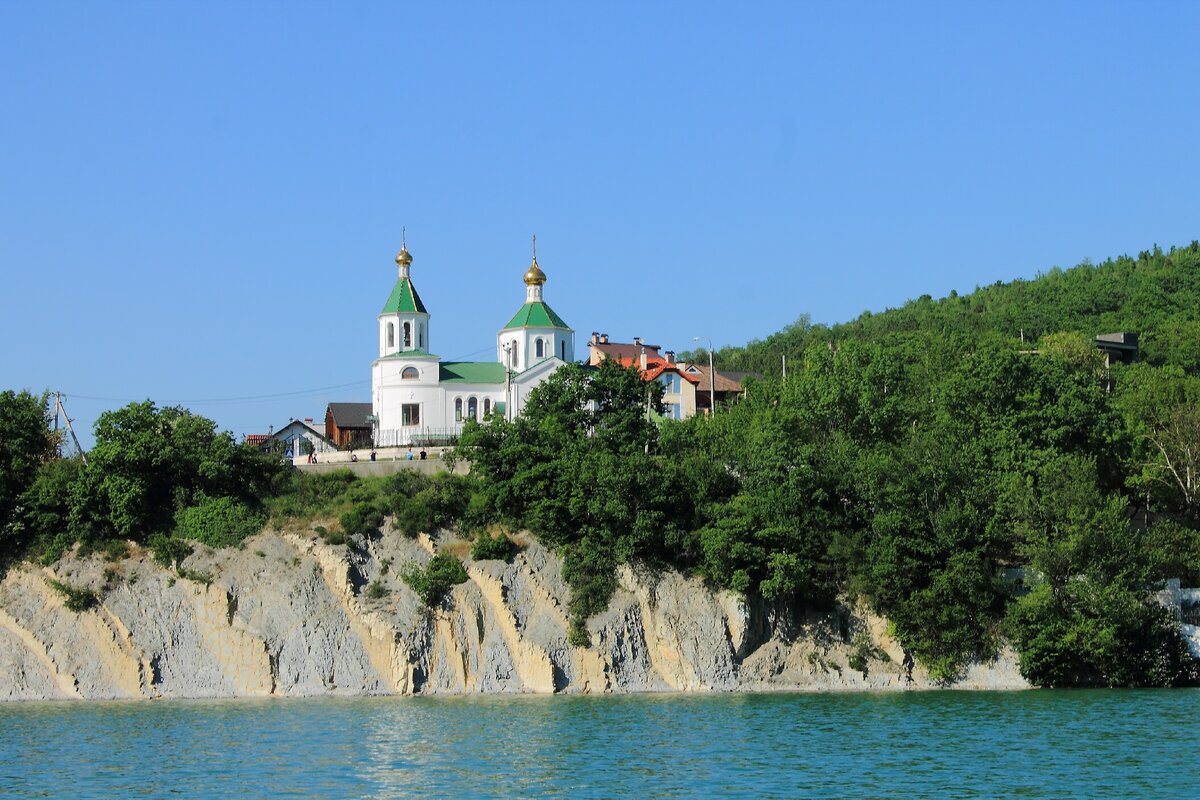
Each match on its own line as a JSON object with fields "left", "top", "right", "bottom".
{"left": 710, "top": 242, "right": 1200, "bottom": 377}
{"left": 462, "top": 242, "right": 1200, "bottom": 687}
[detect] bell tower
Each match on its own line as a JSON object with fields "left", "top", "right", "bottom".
{"left": 497, "top": 235, "right": 575, "bottom": 370}
{"left": 378, "top": 229, "right": 431, "bottom": 357}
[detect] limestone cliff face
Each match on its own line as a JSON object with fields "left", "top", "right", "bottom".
{"left": 0, "top": 528, "right": 1029, "bottom": 701}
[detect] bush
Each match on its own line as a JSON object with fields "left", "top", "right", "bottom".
{"left": 471, "top": 531, "right": 513, "bottom": 562}
{"left": 175, "top": 496, "right": 265, "bottom": 548}
{"left": 365, "top": 579, "right": 390, "bottom": 599}
{"left": 340, "top": 503, "right": 384, "bottom": 538}
{"left": 393, "top": 497, "right": 435, "bottom": 538}
{"left": 46, "top": 578, "right": 98, "bottom": 612}
{"left": 148, "top": 534, "right": 194, "bottom": 569}
{"left": 267, "top": 469, "right": 361, "bottom": 519}
{"left": 847, "top": 629, "right": 888, "bottom": 676}
{"left": 1007, "top": 579, "right": 1198, "bottom": 687}
{"left": 402, "top": 552, "right": 468, "bottom": 606}
{"left": 177, "top": 567, "right": 213, "bottom": 586}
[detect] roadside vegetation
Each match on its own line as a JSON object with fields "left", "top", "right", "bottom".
{"left": 2, "top": 242, "right": 1199, "bottom": 686}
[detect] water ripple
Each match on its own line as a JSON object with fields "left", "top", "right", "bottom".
{"left": 1, "top": 690, "right": 1198, "bottom": 798}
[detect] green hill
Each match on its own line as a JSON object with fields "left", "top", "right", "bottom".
{"left": 711, "top": 241, "right": 1200, "bottom": 376}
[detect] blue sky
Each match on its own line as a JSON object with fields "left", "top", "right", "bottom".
{"left": 2, "top": 2, "right": 1198, "bottom": 447}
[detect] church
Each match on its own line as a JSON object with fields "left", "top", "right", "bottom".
{"left": 371, "top": 237, "right": 575, "bottom": 446}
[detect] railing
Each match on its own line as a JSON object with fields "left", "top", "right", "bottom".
{"left": 374, "top": 428, "right": 461, "bottom": 448}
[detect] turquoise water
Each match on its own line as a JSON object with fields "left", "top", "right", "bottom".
{"left": 1, "top": 690, "right": 1198, "bottom": 798}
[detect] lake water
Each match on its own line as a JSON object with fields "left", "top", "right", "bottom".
{"left": 1, "top": 690, "right": 1198, "bottom": 798}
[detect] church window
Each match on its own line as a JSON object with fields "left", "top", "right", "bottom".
{"left": 387, "top": 322, "right": 395, "bottom": 348}
{"left": 467, "top": 397, "right": 478, "bottom": 421}
{"left": 561, "top": 341, "right": 566, "bottom": 360}
{"left": 403, "top": 322, "right": 412, "bottom": 348}
{"left": 401, "top": 366, "right": 419, "bottom": 380}
{"left": 419, "top": 325, "right": 424, "bottom": 349}
{"left": 401, "top": 403, "right": 420, "bottom": 426}
{"left": 483, "top": 398, "right": 492, "bottom": 416}
{"left": 535, "top": 339, "right": 544, "bottom": 359}
{"left": 455, "top": 398, "right": 463, "bottom": 421}
{"left": 510, "top": 346, "right": 519, "bottom": 369}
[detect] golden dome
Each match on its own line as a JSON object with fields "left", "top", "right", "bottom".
{"left": 395, "top": 244, "right": 413, "bottom": 268}
{"left": 523, "top": 256, "right": 547, "bottom": 286}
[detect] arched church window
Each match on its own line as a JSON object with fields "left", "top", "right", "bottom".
{"left": 560, "top": 341, "right": 566, "bottom": 360}
{"left": 510, "top": 346, "right": 519, "bottom": 369}
{"left": 403, "top": 322, "right": 412, "bottom": 348}
{"left": 535, "top": 339, "right": 544, "bottom": 359}
{"left": 418, "top": 325, "right": 424, "bottom": 349}
{"left": 455, "top": 398, "right": 463, "bottom": 421}
{"left": 387, "top": 322, "right": 395, "bottom": 349}
{"left": 467, "top": 397, "right": 478, "bottom": 421}
{"left": 483, "top": 398, "right": 492, "bottom": 417}
{"left": 401, "top": 366, "right": 419, "bottom": 380}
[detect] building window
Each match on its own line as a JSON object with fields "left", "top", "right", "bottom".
{"left": 510, "top": 345, "right": 519, "bottom": 368}
{"left": 418, "top": 326, "right": 424, "bottom": 349}
{"left": 535, "top": 339, "right": 544, "bottom": 359}
{"left": 483, "top": 398, "right": 491, "bottom": 417}
{"left": 467, "top": 396, "right": 478, "bottom": 421}
{"left": 401, "top": 403, "right": 419, "bottom": 426}
{"left": 401, "top": 366, "right": 419, "bottom": 380}
{"left": 455, "top": 398, "right": 463, "bottom": 422}
{"left": 403, "top": 322, "right": 411, "bottom": 348}
{"left": 561, "top": 341, "right": 566, "bottom": 360}
{"left": 387, "top": 322, "right": 395, "bottom": 348}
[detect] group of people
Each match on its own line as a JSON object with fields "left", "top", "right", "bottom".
{"left": 295, "top": 447, "right": 430, "bottom": 464}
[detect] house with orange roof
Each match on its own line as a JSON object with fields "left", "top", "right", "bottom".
{"left": 586, "top": 333, "right": 699, "bottom": 420}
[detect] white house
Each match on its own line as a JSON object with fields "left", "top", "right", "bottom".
{"left": 372, "top": 238, "right": 575, "bottom": 446}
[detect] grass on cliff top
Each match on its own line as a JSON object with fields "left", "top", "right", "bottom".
{"left": 266, "top": 469, "right": 482, "bottom": 542}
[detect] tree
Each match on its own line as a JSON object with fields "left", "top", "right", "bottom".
{"left": 69, "top": 401, "right": 284, "bottom": 544}
{"left": 457, "top": 360, "right": 671, "bottom": 642}
{"left": 0, "top": 390, "right": 59, "bottom": 560}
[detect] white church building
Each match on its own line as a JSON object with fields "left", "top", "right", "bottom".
{"left": 371, "top": 238, "right": 575, "bottom": 446}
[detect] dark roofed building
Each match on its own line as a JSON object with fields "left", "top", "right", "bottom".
{"left": 325, "top": 402, "right": 374, "bottom": 449}
{"left": 1095, "top": 332, "right": 1139, "bottom": 366}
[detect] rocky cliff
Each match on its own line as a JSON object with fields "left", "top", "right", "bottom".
{"left": 0, "top": 525, "right": 1029, "bottom": 700}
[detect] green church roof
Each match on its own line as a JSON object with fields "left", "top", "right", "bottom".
{"left": 439, "top": 362, "right": 507, "bottom": 384}
{"left": 380, "top": 277, "right": 427, "bottom": 315}
{"left": 502, "top": 301, "right": 570, "bottom": 331}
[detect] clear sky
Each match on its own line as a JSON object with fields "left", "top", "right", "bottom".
{"left": 2, "top": 2, "right": 1198, "bottom": 448}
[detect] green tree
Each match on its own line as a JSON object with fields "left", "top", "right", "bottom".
{"left": 0, "top": 390, "right": 60, "bottom": 561}
{"left": 69, "top": 401, "right": 284, "bottom": 544}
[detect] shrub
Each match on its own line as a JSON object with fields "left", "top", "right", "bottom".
{"left": 365, "top": 579, "right": 390, "bottom": 599}
{"left": 848, "top": 629, "right": 888, "bottom": 676}
{"left": 340, "top": 503, "right": 384, "bottom": 538}
{"left": 402, "top": 552, "right": 468, "bottom": 606}
{"left": 471, "top": 531, "right": 513, "bottom": 562}
{"left": 268, "top": 469, "right": 360, "bottom": 519}
{"left": 148, "top": 534, "right": 194, "bottom": 569}
{"left": 175, "top": 496, "right": 265, "bottom": 548}
{"left": 46, "top": 578, "right": 98, "bottom": 612}
{"left": 103, "top": 539, "right": 130, "bottom": 561}
{"left": 177, "top": 567, "right": 213, "bottom": 586}
{"left": 393, "top": 497, "right": 435, "bottom": 538}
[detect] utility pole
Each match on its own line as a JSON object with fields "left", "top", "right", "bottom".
{"left": 54, "top": 392, "right": 88, "bottom": 467}
{"left": 693, "top": 336, "right": 716, "bottom": 415}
